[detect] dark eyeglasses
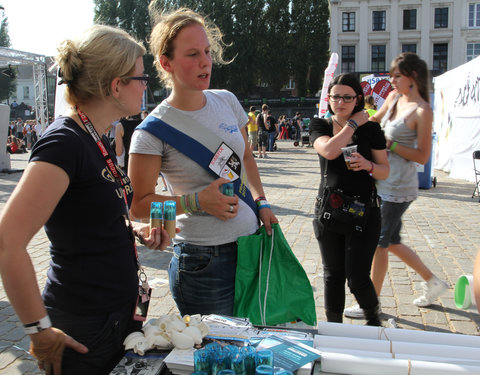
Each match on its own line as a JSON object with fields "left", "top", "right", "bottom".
{"left": 123, "top": 74, "right": 149, "bottom": 85}
{"left": 328, "top": 95, "right": 356, "bottom": 103}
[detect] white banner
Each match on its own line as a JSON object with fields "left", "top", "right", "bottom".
{"left": 433, "top": 56, "right": 480, "bottom": 182}
{"left": 318, "top": 53, "right": 338, "bottom": 117}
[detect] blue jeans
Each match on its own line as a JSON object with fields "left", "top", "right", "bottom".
{"left": 169, "top": 241, "right": 238, "bottom": 316}
{"left": 46, "top": 303, "right": 140, "bottom": 375}
{"left": 267, "top": 132, "right": 276, "bottom": 151}
{"left": 377, "top": 200, "right": 412, "bottom": 248}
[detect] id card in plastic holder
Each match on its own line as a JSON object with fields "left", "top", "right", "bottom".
{"left": 133, "top": 283, "right": 152, "bottom": 321}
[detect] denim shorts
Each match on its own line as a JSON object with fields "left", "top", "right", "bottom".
{"left": 168, "top": 241, "right": 238, "bottom": 316}
{"left": 377, "top": 200, "right": 412, "bottom": 248}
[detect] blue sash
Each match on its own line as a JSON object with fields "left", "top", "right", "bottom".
{"left": 137, "top": 106, "right": 258, "bottom": 217}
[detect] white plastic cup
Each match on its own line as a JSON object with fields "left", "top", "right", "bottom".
{"left": 341, "top": 145, "right": 357, "bottom": 170}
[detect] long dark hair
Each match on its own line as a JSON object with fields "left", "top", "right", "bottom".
{"left": 327, "top": 73, "right": 365, "bottom": 115}
{"left": 390, "top": 52, "right": 430, "bottom": 103}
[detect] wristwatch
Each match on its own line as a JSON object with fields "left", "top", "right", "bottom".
{"left": 23, "top": 315, "right": 52, "bottom": 335}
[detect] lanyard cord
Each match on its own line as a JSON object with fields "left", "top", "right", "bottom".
{"left": 75, "top": 107, "right": 144, "bottom": 275}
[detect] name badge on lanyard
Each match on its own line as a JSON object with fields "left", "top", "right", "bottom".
{"left": 209, "top": 142, "right": 241, "bottom": 181}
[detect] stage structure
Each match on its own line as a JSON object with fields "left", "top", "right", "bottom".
{"left": 0, "top": 47, "right": 49, "bottom": 131}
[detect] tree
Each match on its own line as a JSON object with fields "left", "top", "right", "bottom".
{"left": 0, "top": 10, "right": 16, "bottom": 104}
{"left": 290, "top": 0, "right": 329, "bottom": 97}
{"left": 93, "top": 0, "right": 331, "bottom": 101}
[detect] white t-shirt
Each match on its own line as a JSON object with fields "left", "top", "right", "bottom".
{"left": 130, "top": 89, "right": 258, "bottom": 246}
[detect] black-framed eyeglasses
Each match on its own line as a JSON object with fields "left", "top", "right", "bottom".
{"left": 328, "top": 94, "right": 356, "bottom": 103}
{"left": 123, "top": 74, "right": 150, "bottom": 85}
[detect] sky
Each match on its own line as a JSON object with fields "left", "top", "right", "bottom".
{"left": 1, "top": 0, "right": 95, "bottom": 56}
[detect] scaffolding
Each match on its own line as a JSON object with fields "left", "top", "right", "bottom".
{"left": 0, "top": 47, "right": 49, "bottom": 131}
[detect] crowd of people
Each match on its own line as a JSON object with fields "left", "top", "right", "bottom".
{"left": 0, "top": 4, "right": 477, "bottom": 375}
{"left": 6, "top": 118, "right": 44, "bottom": 152}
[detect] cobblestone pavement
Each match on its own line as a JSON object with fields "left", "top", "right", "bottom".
{"left": 0, "top": 141, "right": 479, "bottom": 374}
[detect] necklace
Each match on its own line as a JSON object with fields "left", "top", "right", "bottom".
{"left": 333, "top": 117, "right": 344, "bottom": 128}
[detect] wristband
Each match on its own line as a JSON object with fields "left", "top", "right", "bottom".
{"left": 368, "top": 161, "right": 374, "bottom": 176}
{"left": 195, "top": 192, "right": 201, "bottom": 210}
{"left": 258, "top": 204, "right": 271, "bottom": 210}
{"left": 390, "top": 141, "right": 398, "bottom": 152}
{"left": 255, "top": 196, "right": 266, "bottom": 203}
{"left": 256, "top": 199, "right": 268, "bottom": 207}
{"left": 24, "top": 315, "right": 52, "bottom": 335}
{"left": 347, "top": 119, "right": 358, "bottom": 131}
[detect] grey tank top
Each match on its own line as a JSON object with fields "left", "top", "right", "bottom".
{"left": 376, "top": 95, "right": 418, "bottom": 202}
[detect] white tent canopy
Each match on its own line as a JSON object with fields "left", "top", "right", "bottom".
{"left": 433, "top": 56, "right": 480, "bottom": 182}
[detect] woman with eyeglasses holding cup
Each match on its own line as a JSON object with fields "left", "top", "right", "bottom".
{"left": 345, "top": 53, "right": 448, "bottom": 319}
{"left": 0, "top": 25, "right": 171, "bottom": 374}
{"left": 310, "top": 73, "right": 389, "bottom": 325}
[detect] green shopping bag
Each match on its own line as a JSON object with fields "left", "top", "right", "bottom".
{"left": 234, "top": 223, "right": 317, "bottom": 326}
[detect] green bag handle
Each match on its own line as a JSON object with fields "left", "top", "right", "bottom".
{"left": 258, "top": 227, "right": 275, "bottom": 326}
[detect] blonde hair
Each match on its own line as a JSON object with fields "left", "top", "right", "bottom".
{"left": 148, "top": 6, "right": 229, "bottom": 88}
{"left": 55, "top": 24, "right": 146, "bottom": 106}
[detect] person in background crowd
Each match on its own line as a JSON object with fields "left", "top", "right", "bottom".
{"left": 128, "top": 5, "right": 277, "bottom": 316}
{"left": 310, "top": 73, "right": 389, "bottom": 326}
{"left": 247, "top": 106, "right": 258, "bottom": 157}
{"left": 345, "top": 52, "right": 448, "bottom": 319}
{"left": 256, "top": 104, "right": 269, "bottom": 158}
{"left": 365, "top": 95, "right": 377, "bottom": 117}
{"left": 266, "top": 110, "right": 277, "bottom": 152}
{"left": 0, "top": 24, "right": 170, "bottom": 375}
{"left": 115, "top": 113, "right": 142, "bottom": 172}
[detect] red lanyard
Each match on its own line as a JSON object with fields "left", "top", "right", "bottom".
{"left": 76, "top": 107, "right": 141, "bottom": 267}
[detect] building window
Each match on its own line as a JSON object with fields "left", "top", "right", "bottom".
{"left": 372, "top": 11, "right": 386, "bottom": 31}
{"left": 402, "top": 44, "right": 417, "bottom": 53}
{"left": 467, "top": 43, "right": 480, "bottom": 61}
{"left": 403, "top": 9, "right": 417, "bottom": 30}
{"left": 434, "top": 7, "right": 449, "bottom": 28}
{"left": 468, "top": 3, "right": 480, "bottom": 27}
{"left": 23, "top": 86, "right": 30, "bottom": 99}
{"left": 341, "top": 46, "right": 356, "bottom": 72}
{"left": 433, "top": 43, "right": 448, "bottom": 73}
{"left": 371, "top": 45, "right": 386, "bottom": 72}
{"left": 286, "top": 79, "right": 295, "bottom": 90}
{"left": 342, "top": 12, "right": 355, "bottom": 32}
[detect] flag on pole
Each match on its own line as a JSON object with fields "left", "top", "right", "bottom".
{"left": 318, "top": 53, "right": 338, "bottom": 117}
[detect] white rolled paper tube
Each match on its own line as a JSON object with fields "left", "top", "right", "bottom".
{"left": 320, "top": 352, "right": 408, "bottom": 375}
{"left": 316, "top": 322, "right": 381, "bottom": 341}
{"left": 317, "top": 322, "right": 480, "bottom": 348}
{"left": 315, "top": 335, "right": 390, "bottom": 353}
{"left": 379, "top": 328, "right": 480, "bottom": 348}
{"left": 410, "top": 359, "right": 480, "bottom": 375}
{"left": 392, "top": 341, "right": 480, "bottom": 360}
{"left": 395, "top": 353, "right": 480, "bottom": 367}
{"left": 455, "top": 275, "right": 476, "bottom": 309}
{"left": 317, "top": 346, "right": 392, "bottom": 359}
